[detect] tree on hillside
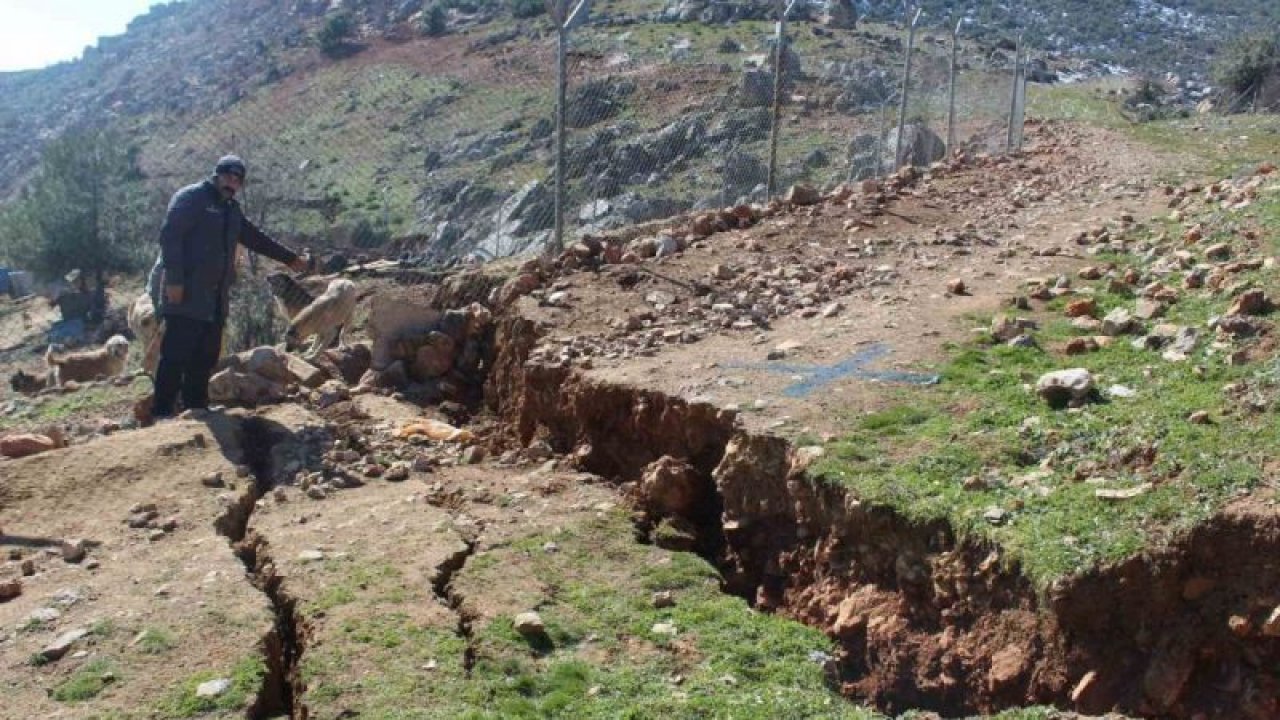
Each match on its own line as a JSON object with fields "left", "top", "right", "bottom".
{"left": 0, "top": 129, "right": 150, "bottom": 310}
{"left": 1213, "top": 32, "right": 1280, "bottom": 111}
{"left": 316, "top": 11, "right": 356, "bottom": 57}
{"left": 423, "top": 4, "right": 448, "bottom": 36}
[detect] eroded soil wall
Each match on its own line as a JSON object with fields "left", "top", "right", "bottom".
{"left": 485, "top": 312, "right": 1280, "bottom": 719}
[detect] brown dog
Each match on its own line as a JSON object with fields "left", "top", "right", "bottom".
{"left": 45, "top": 335, "right": 130, "bottom": 385}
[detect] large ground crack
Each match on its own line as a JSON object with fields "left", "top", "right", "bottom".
{"left": 212, "top": 416, "right": 309, "bottom": 720}
{"left": 432, "top": 539, "right": 479, "bottom": 674}
{"left": 484, "top": 313, "right": 1280, "bottom": 719}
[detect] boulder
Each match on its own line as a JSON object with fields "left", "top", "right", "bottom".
{"left": 783, "top": 184, "right": 820, "bottom": 206}
{"left": 411, "top": 332, "right": 458, "bottom": 380}
{"left": 1036, "top": 369, "right": 1094, "bottom": 408}
{"left": 640, "top": 456, "right": 704, "bottom": 518}
{"left": 209, "top": 370, "right": 287, "bottom": 406}
{"left": 886, "top": 123, "right": 946, "bottom": 168}
{"left": 0, "top": 433, "right": 58, "bottom": 459}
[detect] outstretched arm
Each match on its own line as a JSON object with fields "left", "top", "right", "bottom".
{"left": 241, "top": 217, "right": 306, "bottom": 271}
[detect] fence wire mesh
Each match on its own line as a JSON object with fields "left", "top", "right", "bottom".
{"left": 1, "top": 5, "right": 1038, "bottom": 414}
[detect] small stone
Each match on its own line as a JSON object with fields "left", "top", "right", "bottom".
{"left": 1227, "top": 289, "right": 1271, "bottom": 317}
{"left": 60, "top": 539, "right": 87, "bottom": 564}
{"left": 1101, "top": 308, "right": 1137, "bottom": 336}
{"left": 148, "top": 529, "right": 167, "bottom": 542}
{"left": 196, "top": 678, "right": 232, "bottom": 699}
{"left": 1187, "top": 411, "right": 1211, "bottom": 425}
{"left": 127, "top": 511, "right": 157, "bottom": 529}
{"left": 298, "top": 550, "right": 325, "bottom": 563}
{"left": 983, "top": 507, "right": 1008, "bottom": 525}
{"left": 1262, "top": 606, "right": 1280, "bottom": 637}
{"left": 21, "top": 559, "right": 36, "bottom": 576}
{"left": 27, "top": 607, "right": 61, "bottom": 624}
{"left": 461, "top": 446, "right": 487, "bottom": 465}
{"left": 0, "top": 579, "right": 21, "bottom": 602}
{"left": 39, "top": 627, "right": 89, "bottom": 662}
{"left": 1204, "top": 243, "right": 1231, "bottom": 261}
{"left": 1064, "top": 337, "right": 1099, "bottom": 355}
{"left": 1226, "top": 615, "right": 1253, "bottom": 638}
{"left": 306, "top": 485, "right": 328, "bottom": 500}
{"left": 652, "top": 591, "right": 676, "bottom": 609}
{"left": 1135, "top": 299, "right": 1167, "bottom": 320}
{"left": 514, "top": 612, "right": 545, "bottom": 637}
{"left": 1095, "top": 483, "right": 1153, "bottom": 501}
{"left": 201, "top": 472, "right": 226, "bottom": 489}
{"left": 1064, "top": 298, "right": 1097, "bottom": 318}
{"left": 946, "top": 278, "right": 967, "bottom": 295}
{"left": 651, "top": 621, "right": 679, "bottom": 637}
{"left": 385, "top": 464, "right": 410, "bottom": 482}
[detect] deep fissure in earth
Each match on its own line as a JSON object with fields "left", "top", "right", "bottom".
{"left": 212, "top": 417, "right": 310, "bottom": 720}
{"left": 478, "top": 311, "right": 1280, "bottom": 719}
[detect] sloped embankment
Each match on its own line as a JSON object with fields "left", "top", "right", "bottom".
{"left": 484, "top": 311, "right": 1280, "bottom": 719}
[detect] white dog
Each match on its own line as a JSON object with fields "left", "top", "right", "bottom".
{"left": 285, "top": 279, "right": 358, "bottom": 359}
{"left": 45, "top": 335, "right": 130, "bottom": 385}
{"left": 128, "top": 292, "right": 163, "bottom": 376}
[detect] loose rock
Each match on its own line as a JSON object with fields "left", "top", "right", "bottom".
{"left": 1036, "top": 369, "right": 1094, "bottom": 407}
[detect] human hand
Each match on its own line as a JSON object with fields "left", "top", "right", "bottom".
{"left": 165, "top": 285, "right": 184, "bottom": 305}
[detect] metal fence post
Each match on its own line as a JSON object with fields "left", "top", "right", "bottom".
{"left": 894, "top": 6, "right": 922, "bottom": 169}
{"left": 946, "top": 19, "right": 961, "bottom": 155}
{"left": 553, "top": 23, "right": 567, "bottom": 254}
{"left": 548, "top": 0, "right": 591, "bottom": 255}
{"left": 1013, "top": 53, "right": 1027, "bottom": 152}
{"left": 766, "top": 0, "right": 795, "bottom": 199}
{"left": 1006, "top": 35, "right": 1021, "bottom": 154}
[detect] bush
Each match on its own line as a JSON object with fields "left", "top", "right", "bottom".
{"left": 316, "top": 12, "right": 354, "bottom": 57}
{"left": 509, "top": 0, "right": 544, "bottom": 19}
{"left": 1213, "top": 32, "right": 1280, "bottom": 111}
{"left": 422, "top": 4, "right": 448, "bottom": 36}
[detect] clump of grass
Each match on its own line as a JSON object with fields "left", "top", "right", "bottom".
{"left": 134, "top": 626, "right": 177, "bottom": 655}
{"left": 156, "top": 656, "right": 265, "bottom": 718}
{"left": 52, "top": 658, "right": 118, "bottom": 703}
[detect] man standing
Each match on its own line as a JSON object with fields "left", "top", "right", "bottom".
{"left": 152, "top": 155, "right": 307, "bottom": 419}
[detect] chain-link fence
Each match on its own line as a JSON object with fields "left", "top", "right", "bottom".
{"left": 0, "top": 2, "right": 1035, "bottom": 414}
{"left": 554, "top": 2, "right": 1026, "bottom": 248}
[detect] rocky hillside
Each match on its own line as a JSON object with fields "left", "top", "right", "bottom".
{"left": 0, "top": 0, "right": 1273, "bottom": 262}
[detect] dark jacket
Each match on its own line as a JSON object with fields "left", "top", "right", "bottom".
{"left": 158, "top": 178, "right": 298, "bottom": 323}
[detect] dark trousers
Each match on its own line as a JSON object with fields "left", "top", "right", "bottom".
{"left": 153, "top": 315, "right": 223, "bottom": 417}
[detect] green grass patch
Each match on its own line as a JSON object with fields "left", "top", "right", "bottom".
{"left": 156, "top": 655, "right": 265, "bottom": 718}
{"left": 1030, "top": 81, "right": 1280, "bottom": 178}
{"left": 450, "top": 512, "right": 874, "bottom": 720}
{"left": 0, "top": 377, "right": 150, "bottom": 432}
{"left": 52, "top": 658, "right": 118, "bottom": 703}
{"left": 133, "top": 626, "right": 177, "bottom": 655}
{"left": 815, "top": 186, "right": 1280, "bottom": 587}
